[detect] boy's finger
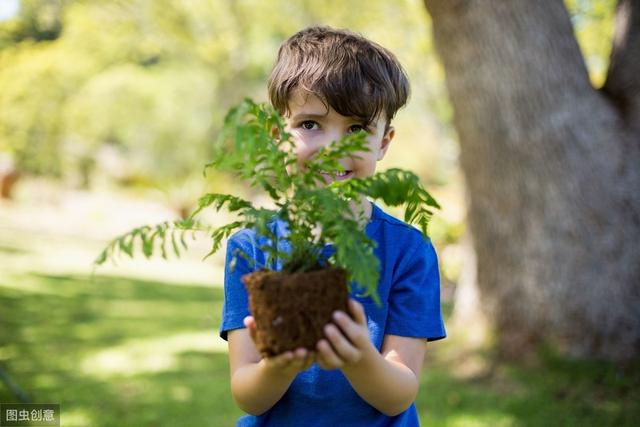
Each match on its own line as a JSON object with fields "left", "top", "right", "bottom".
{"left": 243, "top": 316, "right": 256, "bottom": 329}
{"left": 324, "top": 323, "right": 360, "bottom": 363}
{"left": 243, "top": 316, "right": 258, "bottom": 341}
{"left": 293, "top": 347, "right": 308, "bottom": 361}
{"left": 348, "top": 299, "right": 367, "bottom": 325}
{"left": 332, "top": 311, "right": 366, "bottom": 347}
{"left": 316, "top": 339, "right": 344, "bottom": 368}
{"left": 331, "top": 312, "right": 369, "bottom": 359}
{"left": 270, "top": 351, "right": 294, "bottom": 368}
{"left": 267, "top": 347, "right": 311, "bottom": 371}
{"left": 290, "top": 349, "right": 314, "bottom": 370}
{"left": 303, "top": 351, "right": 316, "bottom": 369}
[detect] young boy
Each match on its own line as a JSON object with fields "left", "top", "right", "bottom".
{"left": 220, "top": 26, "right": 446, "bottom": 426}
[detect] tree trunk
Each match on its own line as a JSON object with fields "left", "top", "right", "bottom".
{"left": 424, "top": 0, "right": 640, "bottom": 360}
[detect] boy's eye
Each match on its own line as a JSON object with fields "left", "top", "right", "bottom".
{"left": 348, "top": 124, "right": 367, "bottom": 133}
{"left": 300, "top": 120, "right": 318, "bottom": 130}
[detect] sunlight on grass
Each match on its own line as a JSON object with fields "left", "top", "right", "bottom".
{"left": 62, "top": 409, "right": 94, "bottom": 427}
{"left": 447, "top": 413, "right": 516, "bottom": 427}
{"left": 0, "top": 274, "right": 65, "bottom": 296}
{"left": 0, "top": 211, "right": 226, "bottom": 288}
{"left": 93, "top": 255, "right": 225, "bottom": 289}
{"left": 81, "top": 331, "right": 227, "bottom": 378}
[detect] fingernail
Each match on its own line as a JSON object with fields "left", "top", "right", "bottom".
{"left": 333, "top": 311, "right": 343, "bottom": 320}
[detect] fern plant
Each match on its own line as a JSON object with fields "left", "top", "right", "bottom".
{"left": 95, "top": 98, "right": 440, "bottom": 304}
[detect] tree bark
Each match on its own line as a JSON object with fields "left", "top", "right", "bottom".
{"left": 424, "top": 0, "right": 640, "bottom": 360}
{"left": 603, "top": 0, "right": 640, "bottom": 136}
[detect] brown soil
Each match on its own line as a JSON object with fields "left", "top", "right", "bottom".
{"left": 241, "top": 267, "right": 349, "bottom": 357}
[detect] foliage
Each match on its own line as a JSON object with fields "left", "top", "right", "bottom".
{"left": 0, "top": 0, "right": 449, "bottom": 190}
{"left": 95, "top": 99, "right": 440, "bottom": 304}
{"left": 564, "top": 0, "right": 616, "bottom": 86}
{"left": 0, "top": 0, "right": 614, "bottom": 192}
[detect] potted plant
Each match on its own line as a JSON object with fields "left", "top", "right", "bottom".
{"left": 95, "top": 98, "right": 440, "bottom": 357}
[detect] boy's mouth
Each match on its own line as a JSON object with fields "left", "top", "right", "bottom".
{"left": 320, "top": 170, "right": 353, "bottom": 181}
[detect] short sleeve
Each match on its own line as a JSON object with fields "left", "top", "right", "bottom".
{"left": 219, "top": 231, "right": 255, "bottom": 341}
{"left": 385, "top": 237, "right": 446, "bottom": 341}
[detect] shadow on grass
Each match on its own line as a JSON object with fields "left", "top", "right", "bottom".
{"left": 0, "top": 272, "right": 242, "bottom": 426}
{"left": 417, "top": 347, "right": 640, "bottom": 427}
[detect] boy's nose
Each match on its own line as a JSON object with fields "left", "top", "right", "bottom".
{"left": 298, "top": 128, "right": 350, "bottom": 165}
{"left": 304, "top": 132, "right": 343, "bottom": 162}
{"left": 318, "top": 129, "right": 345, "bottom": 149}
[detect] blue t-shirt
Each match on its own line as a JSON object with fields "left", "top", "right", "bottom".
{"left": 220, "top": 202, "right": 446, "bottom": 427}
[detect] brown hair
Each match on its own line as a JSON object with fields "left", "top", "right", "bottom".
{"left": 268, "top": 26, "right": 410, "bottom": 128}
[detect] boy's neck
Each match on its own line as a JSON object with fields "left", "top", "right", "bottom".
{"left": 349, "top": 196, "right": 373, "bottom": 228}
{"left": 310, "top": 197, "right": 372, "bottom": 242}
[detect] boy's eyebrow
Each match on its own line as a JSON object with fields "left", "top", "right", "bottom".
{"left": 290, "top": 113, "right": 329, "bottom": 121}
{"left": 290, "top": 113, "right": 376, "bottom": 127}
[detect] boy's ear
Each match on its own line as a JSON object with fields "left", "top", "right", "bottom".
{"left": 378, "top": 126, "right": 395, "bottom": 161}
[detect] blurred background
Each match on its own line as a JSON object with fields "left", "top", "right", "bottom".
{"left": 1, "top": 0, "right": 637, "bottom": 426}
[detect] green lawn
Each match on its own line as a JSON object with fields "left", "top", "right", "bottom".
{"left": 0, "top": 271, "right": 242, "bottom": 426}
{"left": 418, "top": 349, "right": 639, "bottom": 427}
{"left": 1, "top": 233, "right": 638, "bottom": 426}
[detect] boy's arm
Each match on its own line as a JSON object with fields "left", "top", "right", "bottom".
{"left": 316, "top": 299, "right": 427, "bottom": 416}
{"left": 227, "top": 318, "right": 314, "bottom": 416}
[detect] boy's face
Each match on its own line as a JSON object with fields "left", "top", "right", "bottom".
{"left": 283, "top": 89, "right": 394, "bottom": 183}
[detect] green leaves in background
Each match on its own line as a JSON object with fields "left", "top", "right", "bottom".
{"left": 0, "top": 0, "right": 613, "bottom": 193}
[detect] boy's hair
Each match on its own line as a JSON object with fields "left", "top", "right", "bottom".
{"left": 268, "top": 26, "right": 410, "bottom": 128}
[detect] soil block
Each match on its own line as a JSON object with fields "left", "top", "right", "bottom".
{"left": 242, "top": 267, "right": 349, "bottom": 357}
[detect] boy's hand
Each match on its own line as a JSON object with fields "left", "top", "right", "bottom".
{"left": 243, "top": 316, "right": 315, "bottom": 376}
{"left": 316, "top": 299, "right": 374, "bottom": 370}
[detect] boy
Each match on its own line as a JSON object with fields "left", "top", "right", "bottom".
{"left": 220, "top": 26, "right": 446, "bottom": 426}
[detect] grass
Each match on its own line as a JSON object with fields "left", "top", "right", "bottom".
{"left": 0, "top": 272, "right": 242, "bottom": 426}
{"left": 1, "top": 205, "right": 638, "bottom": 426}
{"left": 418, "top": 351, "right": 639, "bottom": 427}
{"left": 2, "top": 272, "right": 638, "bottom": 426}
